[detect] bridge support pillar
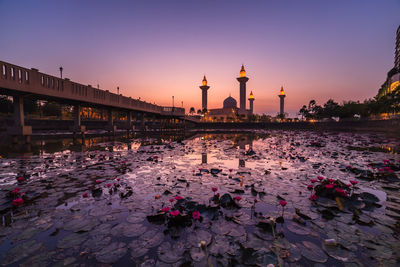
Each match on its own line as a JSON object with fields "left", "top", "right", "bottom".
{"left": 107, "top": 109, "right": 116, "bottom": 135}
{"left": 7, "top": 95, "right": 32, "bottom": 144}
{"left": 126, "top": 111, "right": 133, "bottom": 135}
{"left": 71, "top": 105, "right": 86, "bottom": 140}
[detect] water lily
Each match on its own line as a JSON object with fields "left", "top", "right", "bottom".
{"left": 317, "top": 176, "right": 324, "bottom": 181}
{"left": 174, "top": 195, "right": 183, "bottom": 200}
{"left": 106, "top": 183, "right": 111, "bottom": 188}
{"left": 170, "top": 210, "right": 180, "bottom": 216}
{"left": 307, "top": 185, "right": 313, "bottom": 190}
{"left": 17, "top": 177, "right": 24, "bottom": 182}
{"left": 309, "top": 194, "right": 318, "bottom": 201}
{"left": 154, "top": 195, "right": 161, "bottom": 199}
{"left": 346, "top": 165, "right": 351, "bottom": 168}
{"left": 328, "top": 178, "right": 335, "bottom": 183}
{"left": 279, "top": 200, "right": 287, "bottom": 207}
{"left": 335, "top": 188, "right": 345, "bottom": 194}
{"left": 95, "top": 180, "right": 102, "bottom": 184}
{"left": 12, "top": 187, "right": 21, "bottom": 194}
{"left": 192, "top": 211, "right": 200, "bottom": 220}
{"left": 169, "top": 198, "right": 175, "bottom": 203}
{"left": 254, "top": 198, "right": 258, "bottom": 203}
{"left": 13, "top": 198, "right": 24, "bottom": 206}
{"left": 234, "top": 196, "right": 242, "bottom": 201}
{"left": 325, "top": 184, "right": 334, "bottom": 189}
{"left": 161, "top": 207, "right": 170, "bottom": 212}
{"left": 350, "top": 180, "right": 358, "bottom": 185}
{"left": 211, "top": 187, "right": 218, "bottom": 192}
{"left": 310, "top": 179, "right": 317, "bottom": 183}
{"left": 115, "top": 178, "right": 120, "bottom": 181}
{"left": 82, "top": 193, "right": 88, "bottom": 198}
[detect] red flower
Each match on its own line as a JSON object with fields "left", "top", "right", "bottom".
{"left": 211, "top": 187, "right": 218, "bottom": 192}
{"left": 106, "top": 183, "right": 111, "bottom": 188}
{"left": 13, "top": 198, "right": 24, "bottom": 206}
{"left": 325, "top": 184, "right": 334, "bottom": 189}
{"left": 12, "top": 187, "right": 21, "bottom": 194}
{"left": 335, "top": 188, "right": 345, "bottom": 194}
{"left": 346, "top": 165, "right": 351, "bottom": 168}
{"left": 154, "top": 195, "right": 161, "bottom": 199}
{"left": 229, "top": 169, "right": 233, "bottom": 172}
{"left": 161, "top": 207, "right": 170, "bottom": 212}
{"left": 192, "top": 211, "right": 200, "bottom": 220}
{"left": 307, "top": 185, "right": 313, "bottom": 190}
{"left": 82, "top": 193, "right": 88, "bottom": 198}
{"left": 350, "top": 180, "right": 358, "bottom": 185}
{"left": 310, "top": 179, "right": 317, "bottom": 183}
{"left": 309, "top": 195, "right": 318, "bottom": 201}
{"left": 317, "top": 176, "right": 324, "bottom": 181}
{"left": 328, "top": 179, "right": 335, "bottom": 183}
{"left": 116, "top": 178, "right": 120, "bottom": 181}
{"left": 95, "top": 180, "right": 102, "bottom": 184}
{"left": 346, "top": 183, "right": 352, "bottom": 187}
{"left": 17, "top": 177, "right": 24, "bottom": 182}
{"left": 169, "top": 198, "right": 175, "bottom": 202}
{"left": 254, "top": 198, "right": 258, "bottom": 203}
{"left": 174, "top": 195, "right": 183, "bottom": 200}
{"left": 234, "top": 196, "right": 242, "bottom": 201}
{"left": 279, "top": 200, "right": 287, "bottom": 207}
{"left": 170, "top": 210, "right": 180, "bottom": 216}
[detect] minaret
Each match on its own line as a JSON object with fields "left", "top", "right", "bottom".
{"left": 236, "top": 65, "right": 249, "bottom": 111}
{"left": 248, "top": 91, "right": 255, "bottom": 115}
{"left": 199, "top": 75, "right": 210, "bottom": 111}
{"left": 279, "top": 86, "right": 286, "bottom": 116}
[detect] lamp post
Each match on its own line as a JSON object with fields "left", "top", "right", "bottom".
{"left": 59, "top": 66, "right": 63, "bottom": 79}
{"left": 117, "top": 86, "right": 120, "bottom": 94}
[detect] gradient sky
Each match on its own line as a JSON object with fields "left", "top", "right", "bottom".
{"left": 1, "top": 0, "right": 399, "bottom": 116}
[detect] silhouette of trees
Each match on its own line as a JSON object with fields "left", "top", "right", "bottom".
{"left": 189, "top": 107, "right": 195, "bottom": 115}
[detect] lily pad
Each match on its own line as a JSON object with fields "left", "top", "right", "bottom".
{"left": 95, "top": 242, "right": 127, "bottom": 263}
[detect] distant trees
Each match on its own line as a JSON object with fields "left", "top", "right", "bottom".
{"left": 298, "top": 87, "right": 400, "bottom": 121}
{"left": 189, "top": 107, "right": 195, "bottom": 115}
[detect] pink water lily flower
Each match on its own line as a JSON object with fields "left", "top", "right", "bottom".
{"left": 307, "top": 185, "right": 313, "bottom": 190}
{"left": 317, "top": 176, "right": 324, "bottom": 181}
{"left": 174, "top": 195, "right": 183, "bottom": 200}
{"left": 169, "top": 198, "right": 175, "bottom": 202}
{"left": 234, "top": 196, "right": 242, "bottom": 201}
{"left": 310, "top": 179, "right": 317, "bottom": 183}
{"left": 328, "top": 179, "right": 335, "bottom": 183}
{"left": 161, "top": 207, "right": 170, "bottom": 212}
{"left": 82, "top": 193, "right": 89, "bottom": 198}
{"left": 212, "top": 187, "right": 218, "bottom": 192}
{"left": 17, "top": 177, "right": 24, "bottom": 182}
{"left": 325, "top": 184, "right": 334, "bottom": 189}
{"left": 12, "top": 187, "right": 21, "bottom": 194}
{"left": 279, "top": 200, "right": 287, "bottom": 207}
{"left": 106, "top": 183, "right": 112, "bottom": 188}
{"left": 192, "top": 211, "right": 200, "bottom": 220}
{"left": 170, "top": 210, "right": 180, "bottom": 216}
{"left": 13, "top": 198, "right": 24, "bottom": 206}
{"left": 350, "top": 180, "right": 358, "bottom": 185}
{"left": 95, "top": 180, "right": 102, "bottom": 184}
{"left": 309, "top": 195, "right": 318, "bottom": 201}
{"left": 335, "top": 188, "right": 345, "bottom": 194}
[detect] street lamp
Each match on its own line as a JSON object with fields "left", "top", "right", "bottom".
{"left": 59, "top": 66, "right": 63, "bottom": 79}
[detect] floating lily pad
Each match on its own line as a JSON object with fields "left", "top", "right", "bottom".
{"left": 95, "top": 242, "right": 127, "bottom": 263}
{"left": 299, "top": 241, "right": 328, "bottom": 263}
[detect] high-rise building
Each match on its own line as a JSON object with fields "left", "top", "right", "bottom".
{"left": 395, "top": 25, "right": 400, "bottom": 70}
{"left": 377, "top": 25, "right": 400, "bottom": 98}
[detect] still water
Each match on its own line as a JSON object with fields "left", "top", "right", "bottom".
{"left": 0, "top": 131, "right": 399, "bottom": 266}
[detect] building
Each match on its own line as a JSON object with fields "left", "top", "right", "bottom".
{"left": 200, "top": 65, "right": 255, "bottom": 122}
{"left": 377, "top": 25, "right": 400, "bottom": 98}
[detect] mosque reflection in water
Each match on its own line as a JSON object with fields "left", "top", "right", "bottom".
{"left": 199, "top": 134, "right": 255, "bottom": 168}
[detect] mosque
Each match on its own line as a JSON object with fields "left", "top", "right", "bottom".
{"left": 199, "top": 65, "right": 255, "bottom": 122}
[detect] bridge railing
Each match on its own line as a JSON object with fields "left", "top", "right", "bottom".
{"left": 161, "top": 107, "right": 185, "bottom": 116}
{"left": 0, "top": 60, "right": 181, "bottom": 115}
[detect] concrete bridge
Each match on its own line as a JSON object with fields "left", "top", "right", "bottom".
{"left": 0, "top": 60, "right": 186, "bottom": 141}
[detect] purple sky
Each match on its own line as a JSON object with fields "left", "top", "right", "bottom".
{"left": 1, "top": 0, "right": 399, "bottom": 116}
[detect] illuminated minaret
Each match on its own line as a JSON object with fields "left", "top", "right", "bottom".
{"left": 248, "top": 91, "right": 255, "bottom": 115}
{"left": 199, "top": 75, "right": 210, "bottom": 111}
{"left": 237, "top": 65, "right": 249, "bottom": 111}
{"left": 279, "top": 86, "right": 286, "bottom": 116}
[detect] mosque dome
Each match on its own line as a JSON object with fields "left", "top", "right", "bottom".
{"left": 223, "top": 96, "right": 237, "bottom": 109}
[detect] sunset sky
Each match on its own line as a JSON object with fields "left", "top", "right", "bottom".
{"left": 1, "top": 0, "right": 399, "bottom": 116}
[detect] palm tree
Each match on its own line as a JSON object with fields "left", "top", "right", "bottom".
{"left": 189, "top": 107, "right": 195, "bottom": 115}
